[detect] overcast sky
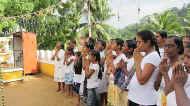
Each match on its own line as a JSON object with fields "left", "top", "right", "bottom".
{"left": 105, "top": 0, "right": 190, "bottom": 29}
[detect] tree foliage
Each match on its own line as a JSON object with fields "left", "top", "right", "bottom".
{"left": 1, "top": 0, "right": 190, "bottom": 49}
{"left": 120, "top": 4, "right": 190, "bottom": 39}
{"left": 78, "top": 0, "right": 115, "bottom": 40}
{"left": 0, "top": 0, "right": 117, "bottom": 49}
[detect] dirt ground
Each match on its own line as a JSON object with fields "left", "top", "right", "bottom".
{"left": 3, "top": 74, "right": 78, "bottom": 106}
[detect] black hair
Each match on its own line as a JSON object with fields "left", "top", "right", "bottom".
{"left": 89, "top": 50, "right": 101, "bottom": 64}
{"left": 88, "top": 37, "right": 95, "bottom": 43}
{"left": 137, "top": 30, "right": 161, "bottom": 57}
{"left": 168, "top": 36, "right": 184, "bottom": 55}
{"left": 97, "top": 39, "right": 106, "bottom": 49}
{"left": 126, "top": 39, "right": 137, "bottom": 56}
{"left": 126, "top": 40, "right": 137, "bottom": 49}
{"left": 70, "top": 39, "right": 77, "bottom": 45}
{"left": 74, "top": 52, "right": 82, "bottom": 74}
{"left": 84, "top": 41, "right": 94, "bottom": 50}
{"left": 67, "top": 47, "right": 74, "bottom": 55}
{"left": 87, "top": 37, "right": 95, "bottom": 50}
{"left": 89, "top": 50, "right": 102, "bottom": 79}
{"left": 114, "top": 38, "right": 124, "bottom": 50}
{"left": 60, "top": 43, "right": 64, "bottom": 49}
{"left": 75, "top": 51, "right": 81, "bottom": 57}
{"left": 156, "top": 31, "right": 168, "bottom": 39}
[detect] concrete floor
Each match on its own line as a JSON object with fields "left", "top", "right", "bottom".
{"left": 3, "top": 74, "right": 78, "bottom": 106}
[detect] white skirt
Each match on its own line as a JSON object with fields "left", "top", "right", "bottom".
{"left": 54, "top": 65, "right": 65, "bottom": 82}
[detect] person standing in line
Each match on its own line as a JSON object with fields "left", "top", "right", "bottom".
{"left": 95, "top": 39, "right": 108, "bottom": 106}
{"left": 128, "top": 30, "right": 161, "bottom": 106}
{"left": 64, "top": 47, "right": 75, "bottom": 97}
{"left": 156, "top": 31, "right": 167, "bottom": 58}
{"left": 105, "top": 39, "right": 116, "bottom": 75}
{"left": 121, "top": 39, "right": 136, "bottom": 90}
{"left": 154, "top": 36, "right": 184, "bottom": 106}
{"left": 51, "top": 42, "right": 65, "bottom": 92}
{"left": 110, "top": 38, "right": 128, "bottom": 106}
{"left": 86, "top": 50, "right": 101, "bottom": 106}
{"left": 81, "top": 38, "right": 95, "bottom": 102}
{"left": 165, "top": 43, "right": 190, "bottom": 106}
{"left": 111, "top": 38, "right": 127, "bottom": 87}
{"left": 73, "top": 52, "right": 83, "bottom": 106}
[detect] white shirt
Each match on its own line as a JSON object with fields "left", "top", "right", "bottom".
{"left": 73, "top": 71, "right": 85, "bottom": 83}
{"left": 167, "top": 74, "right": 190, "bottom": 106}
{"left": 125, "top": 57, "right": 135, "bottom": 80}
{"left": 98, "top": 50, "right": 109, "bottom": 93}
{"left": 100, "top": 50, "right": 105, "bottom": 59}
{"left": 65, "top": 56, "right": 75, "bottom": 73}
{"left": 126, "top": 57, "right": 134, "bottom": 72}
{"left": 128, "top": 51, "right": 161, "bottom": 105}
{"left": 112, "top": 50, "right": 117, "bottom": 56}
{"left": 140, "top": 52, "right": 146, "bottom": 56}
{"left": 53, "top": 49, "right": 65, "bottom": 68}
{"left": 159, "top": 48, "right": 164, "bottom": 59}
{"left": 113, "top": 53, "right": 127, "bottom": 68}
{"left": 98, "top": 63, "right": 109, "bottom": 93}
{"left": 74, "top": 47, "right": 79, "bottom": 53}
{"left": 87, "top": 63, "right": 100, "bottom": 89}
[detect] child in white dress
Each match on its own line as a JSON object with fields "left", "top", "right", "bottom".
{"left": 51, "top": 42, "right": 65, "bottom": 92}
{"left": 73, "top": 52, "right": 83, "bottom": 106}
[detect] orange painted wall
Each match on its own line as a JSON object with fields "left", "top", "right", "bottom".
{"left": 22, "top": 32, "right": 38, "bottom": 74}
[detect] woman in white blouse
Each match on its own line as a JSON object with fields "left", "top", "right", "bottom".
{"left": 128, "top": 30, "right": 161, "bottom": 106}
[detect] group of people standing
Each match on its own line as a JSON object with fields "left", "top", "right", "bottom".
{"left": 51, "top": 30, "right": 190, "bottom": 106}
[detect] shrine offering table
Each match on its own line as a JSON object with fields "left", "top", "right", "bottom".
{"left": 0, "top": 68, "right": 24, "bottom": 83}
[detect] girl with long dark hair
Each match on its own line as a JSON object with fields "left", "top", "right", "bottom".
{"left": 86, "top": 50, "right": 101, "bottom": 106}
{"left": 128, "top": 30, "right": 161, "bottom": 106}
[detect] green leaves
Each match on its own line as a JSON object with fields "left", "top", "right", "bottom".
{"left": 90, "top": 0, "right": 111, "bottom": 22}
{"left": 3, "top": 0, "right": 34, "bottom": 16}
{"left": 78, "top": 0, "right": 114, "bottom": 40}
{"left": 0, "top": 0, "right": 114, "bottom": 49}
{"left": 120, "top": 6, "right": 190, "bottom": 38}
{"left": 35, "top": 0, "right": 82, "bottom": 49}
{"left": 148, "top": 11, "right": 183, "bottom": 34}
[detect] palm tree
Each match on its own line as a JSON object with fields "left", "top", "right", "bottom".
{"left": 78, "top": 0, "right": 115, "bottom": 40}
{"left": 181, "top": 7, "right": 190, "bottom": 34}
{"left": 147, "top": 11, "right": 183, "bottom": 35}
